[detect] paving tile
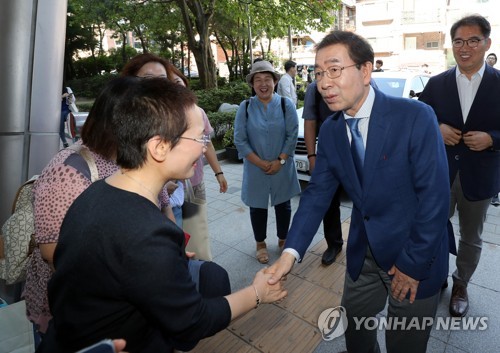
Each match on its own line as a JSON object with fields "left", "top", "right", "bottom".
{"left": 199, "top": 159, "right": 500, "bottom": 353}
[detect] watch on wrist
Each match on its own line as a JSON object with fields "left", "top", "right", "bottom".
{"left": 278, "top": 157, "right": 286, "bottom": 165}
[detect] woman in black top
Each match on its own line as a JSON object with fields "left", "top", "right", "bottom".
{"left": 38, "top": 77, "right": 286, "bottom": 353}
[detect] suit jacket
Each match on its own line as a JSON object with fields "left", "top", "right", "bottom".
{"left": 286, "top": 89, "right": 450, "bottom": 299}
{"left": 419, "top": 65, "right": 500, "bottom": 201}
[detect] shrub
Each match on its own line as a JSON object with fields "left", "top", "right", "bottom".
{"left": 76, "top": 103, "right": 94, "bottom": 112}
{"left": 206, "top": 111, "right": 236, "bottom": 140}
{"left": 196, "top": 81, "right": 250, "bottom": 113}
{"left": 68, "top": 73, "right": 116, "bottom": 99}
{"left": 223, "top": 126, "right": 235, "bottom": 147}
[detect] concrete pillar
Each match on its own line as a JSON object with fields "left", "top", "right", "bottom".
{"left": 0, "top": 0, "right": 67, "bottom": 302}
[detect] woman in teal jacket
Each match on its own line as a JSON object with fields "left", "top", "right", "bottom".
{"left": 234, "top": 60, "right": 300, "bottom": 264}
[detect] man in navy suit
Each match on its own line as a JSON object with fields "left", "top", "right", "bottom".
{"left": 419, "top": 15, "right": 500, "bottom": 318}
{"left": 268, "top": 31, "right": 450, "bottom": 353}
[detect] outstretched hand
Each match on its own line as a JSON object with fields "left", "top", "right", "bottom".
{"left": 252, "top": 268, "right": 288, "bottom": 304}
{"left": 265, "top": 252, "right": 296, "bottom": 285}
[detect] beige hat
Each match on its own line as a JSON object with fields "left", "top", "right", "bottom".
{"left": 246, "top": 61, "right": 280, "bottom": 85}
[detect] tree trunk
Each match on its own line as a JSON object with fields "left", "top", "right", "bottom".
{"left": 175, "top": 0, "right": 217, "bottom": 89}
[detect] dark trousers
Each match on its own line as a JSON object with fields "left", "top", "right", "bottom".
{"left": 323, "top": 187, "right": 344, "bottom": 249}
{"left": 341, "top": 248, "right": 439, "bottom": 353}
{"left": 250, "top": 200, "right": 291, "bottom": 242}
{"left": 59, "top": 108, "right": 70, "bottom": 145}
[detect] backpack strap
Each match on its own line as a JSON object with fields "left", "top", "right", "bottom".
{"left": 67, "top": 145, "right": 99, "bottom": 182}
{"left": 245, "top": 97, "right": 286, "bottom": 120}
{"left": 10, "top": 176, "right": 38, "bottom": 214}
{"left": 245, "top": 99, "right": 250, "bottom": 120}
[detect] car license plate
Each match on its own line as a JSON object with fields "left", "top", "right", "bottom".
{"left": 295, "top": 159, "right": 308, "bottom": 172}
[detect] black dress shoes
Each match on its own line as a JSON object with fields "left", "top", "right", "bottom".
{"left": 449, "top": 283, "right": 469, "bottom": 317}
{"left": 321, "top": 246, "right": 342, "bottom": 266}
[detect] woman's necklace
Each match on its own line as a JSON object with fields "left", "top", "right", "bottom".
{"left": 121, "top": 170, "right": 160, "bottom": 208}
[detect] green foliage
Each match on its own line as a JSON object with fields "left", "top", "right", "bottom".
{"left": 206, "top": 111, "right": 236, "bottom": 139}
{"left": 76, "top": 102, "right": 94, "bottom": 112}
{"left": 72, "top": 56, "right": 113, "bottom": 78}
{"left": 223, "top": 126, "right": 235, "bottom": 148}
{"left": 67, "top": 73, "right": 116, "bottom": 99}
{"left": 195, "top": 81, "right": 250, "bottom": 113}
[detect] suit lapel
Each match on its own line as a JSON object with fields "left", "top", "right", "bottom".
{"left": 332, "top": 113, "right": 363, "bottom": 203}
{"left": 465, "top": 65, "right": 494, "bottom": 129}
{"left": 363, "top": 93, "right": 391, "bottom": 196}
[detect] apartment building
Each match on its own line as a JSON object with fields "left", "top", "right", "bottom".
{"left": 355, "top": 0, "right": 500, "bottom": 74}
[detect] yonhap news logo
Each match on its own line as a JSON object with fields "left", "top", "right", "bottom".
{"left": 317, "top": 306, "right": 348, "bottom": 340}
{"left": 317, "top": 306, "right": 488, "bottom": 341}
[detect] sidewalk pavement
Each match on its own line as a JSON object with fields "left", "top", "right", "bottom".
{"left": 199, "top": 158, "right": 500, "bottom": 353}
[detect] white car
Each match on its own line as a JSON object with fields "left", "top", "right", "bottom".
{"left": 371, "top": 71, "right": 430, "bottom": 99}
{"left": 294, "top": 107, "right": 313, "bottom": 181}
{"left": 294, "top": 71, "right": 430, "bottom": 181}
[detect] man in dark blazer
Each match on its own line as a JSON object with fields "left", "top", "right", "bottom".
{"left": 419, "top": 14, "right": 500, "bottom": 318}
{"left": 268, "top": 31, "right": 450, "bottom": 353}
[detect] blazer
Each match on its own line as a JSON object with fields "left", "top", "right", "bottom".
{"left": 286, "top": 89, "right": 451, "bottom": 299}
{"left": 419, "top": 65, "right": 500, "bottom": 201}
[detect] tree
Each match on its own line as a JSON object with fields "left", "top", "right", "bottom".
{"left": 171, "top": 0, "right": 218, "bottom": 88}
{"left": 67, "top": 0, "right": 342, "bottom": 88}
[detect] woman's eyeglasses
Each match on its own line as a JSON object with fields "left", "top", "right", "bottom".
{"left": 179, "top": 134, "right": 210, "bottom": 147}
{"left": 136, "top": 74, "right": 168, "bottom": 79}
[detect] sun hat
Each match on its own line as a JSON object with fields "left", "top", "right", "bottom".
{"left": 246, "top": 60, "right": 280, "bottom": 85}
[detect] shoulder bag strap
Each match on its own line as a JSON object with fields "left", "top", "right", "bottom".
{"left": 67, "top": 144, "right": 99, "bottom": 182}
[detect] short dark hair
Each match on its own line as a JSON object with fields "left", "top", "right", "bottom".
{"left": 376, "top": 59, "right": 383, "bottom": 65}
{"left": 487, "top": 53, "right": 497, "bottom": 61}
{"left": 80, "top": 78, "right": 134, "bottom": 160}
{"left": 315, "top": 31, "right": 374, "bottom": 68}
{"left": 450, "top": 14, "right": 491, "bottom": 40}
{"left": 284, "top": 60, "right": 297, "bottom": 72}
{"left": 120, "top": 53, "right": 171, "bottom": 77}
{"left": 110, "top": 77, "right": 197, "bottom": 169}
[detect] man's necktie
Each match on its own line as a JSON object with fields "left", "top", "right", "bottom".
{"left": 346, "top": 118, "right": 365, "bottom": 183}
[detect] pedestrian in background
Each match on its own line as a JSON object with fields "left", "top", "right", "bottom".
{"left": 165, "top": 63, "right": 228, "bottom": 261}
{"left": 234, "top": 60, "right": 300, "bottom": 264}
{"left": 277, "top": 60, "right": 298, "bottom": 106}
{"left": 373, "top": 59, "right": 384, "bottom": 72}
{"left": 59, "top": 86, "right": 76, "bottom": 148}
{"left": 486, "top": 52, "right": 497, "bottom": 67}
{"left": 419, "top": 14, "right": 500, "bottom": 318}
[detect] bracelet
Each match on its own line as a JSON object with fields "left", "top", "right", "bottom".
{"left": 307, "top": 154, "right": 317, "bottom": 159}
{"left": 252, "top": 285, "right": 260, "bottom": 309}
{"left": 214, "top": 172, "right": 224, "bottom": 177}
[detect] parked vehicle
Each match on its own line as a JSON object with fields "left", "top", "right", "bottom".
{"left": 73, "top": 112, "right": 88, "bottom": 138}
{"left": 294, "top": 71, "right": 430, "bottom": 181}
{"left": 371, "top": 70, "right": 430, "bottom": 99}
{"left": 294, "top": 107, "right": 313, "bottom": 181}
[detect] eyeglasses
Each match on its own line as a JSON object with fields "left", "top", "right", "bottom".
{"left": 452, "top": 38, "right": 485, "bottom": 48}
{"left": 314, "top": 64, "right": 358, "bottom": 81}
{"left": 136, "top": 74, "right": 168, "bottom": 79}
{"left": 179, "top": 134, "right": 210, "bottom": 147}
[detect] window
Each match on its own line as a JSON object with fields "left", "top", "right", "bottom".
{"left": 426, "top": 41, "right": 439, "bottom": 49}
{"left": 405, "top": 37, "right": 417, "bottom": 50}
